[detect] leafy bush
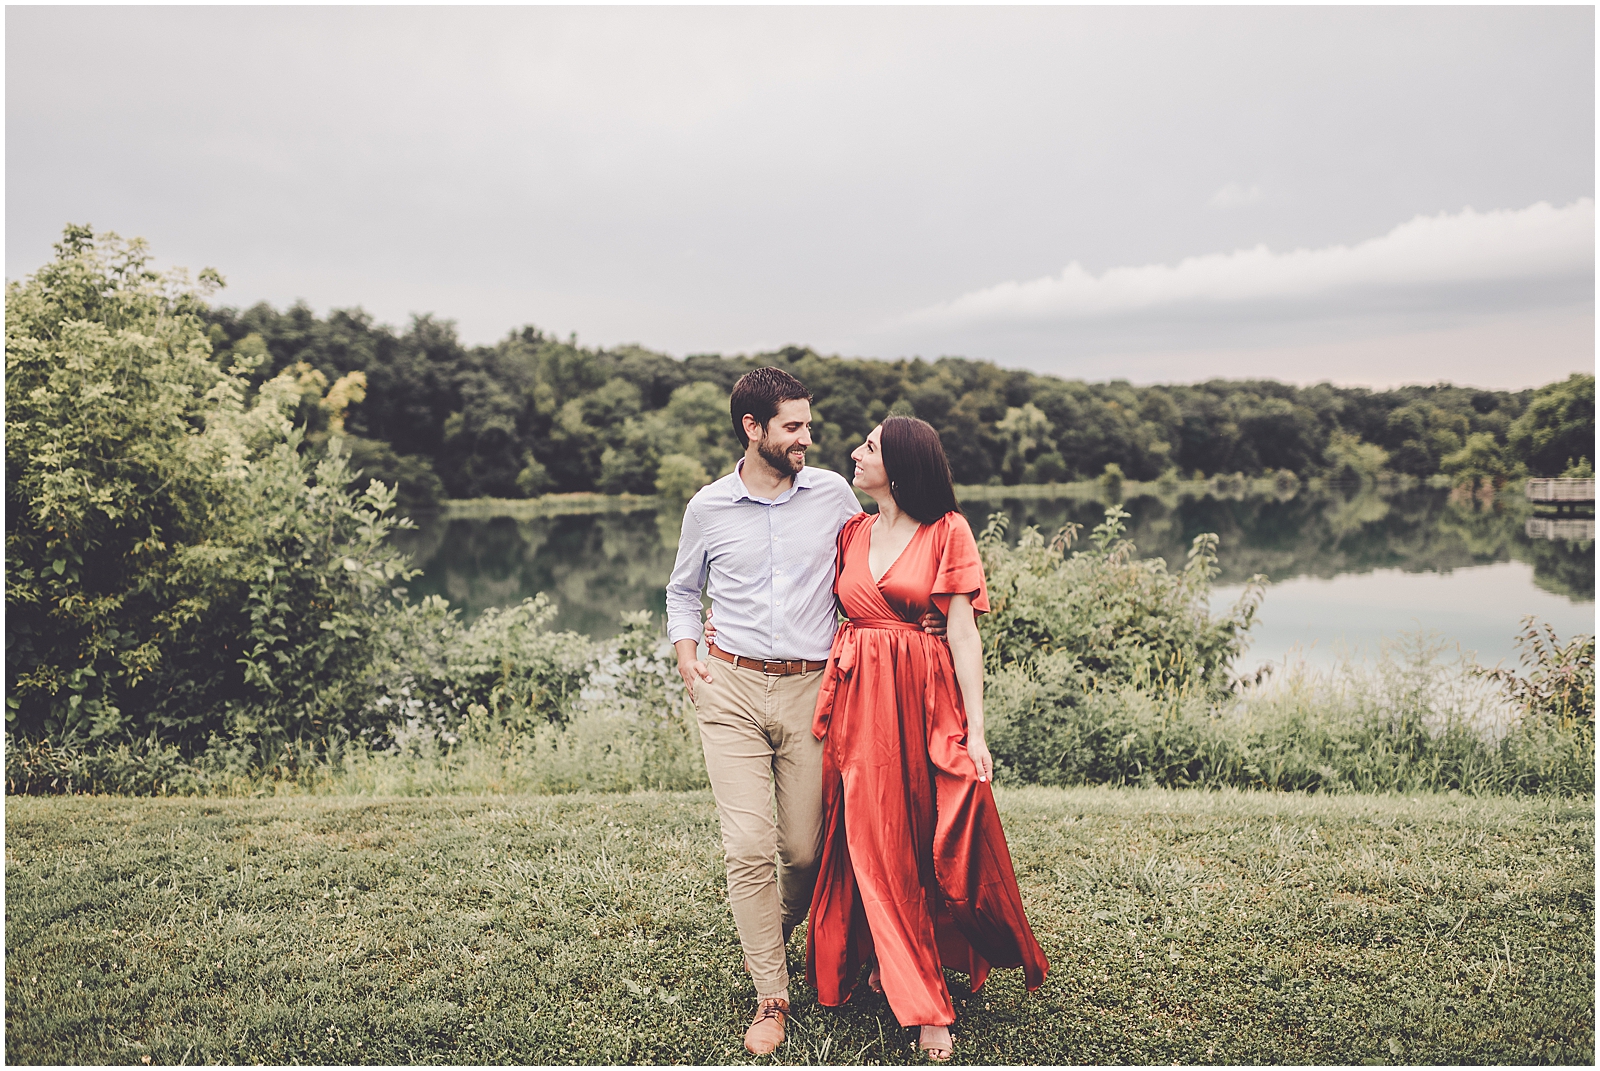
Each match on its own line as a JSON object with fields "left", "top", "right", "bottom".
{"left": 987, "top": 627, "right": 1594, "bottom": 796}
{"left": 337, "top": 612, "right": 706, "bottom": 796}
{"left": 6, "top": 226, "right": 416, "bottom": 763}
{"left": 6, "top": 602, "right": 706, "bottom": 797}
{"left": 979, "top": 506, "right": 1593, "bottom": 796}
{"left": 359, "top": 593, "right": 596, "bottom": 745}
{"left": 979, "top": 505, "right": 1264, "bottom": 699}
{"left": 1477, "top": 618, "right": 1595, "bottom": 795}
{"left": 978, "top": 504, "right": 1263, "bottom": 784}
{"left": 6, "top": 227, "right": 227, "bottom": 744}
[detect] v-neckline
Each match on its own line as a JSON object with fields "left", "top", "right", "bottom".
{"left": 868, "top": 516, "right": 923, "bottom": 587}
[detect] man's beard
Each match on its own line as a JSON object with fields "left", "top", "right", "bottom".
{"left": 757, "top": 437, "right": 804, "bottom": 477}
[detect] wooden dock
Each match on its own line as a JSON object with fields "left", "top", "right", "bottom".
{"left": 1525, "top": 477, "right": 1595, "bottom": 508}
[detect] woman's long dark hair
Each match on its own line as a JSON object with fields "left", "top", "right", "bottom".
{"left": 880, "top": 416, "right": 962, "bottom": 524}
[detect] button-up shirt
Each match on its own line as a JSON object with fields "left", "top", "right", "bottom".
{"left": 665, "top": 459, "right": 863, "bottom": 662}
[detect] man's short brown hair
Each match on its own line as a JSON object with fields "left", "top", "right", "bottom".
{"left": 729, "top": 367, "right": 812, "bottom": 448}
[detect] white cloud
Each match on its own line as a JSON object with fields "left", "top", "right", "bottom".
{"left": 1209, "top": 181, "right": 1263, "bottom": 209}
{"left": 897, "top": 199, "right": 1595, "bottom": 330}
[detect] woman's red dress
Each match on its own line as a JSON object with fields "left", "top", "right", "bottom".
{"left": 805, "top": 511, "right": 1048, "bottom": 1028}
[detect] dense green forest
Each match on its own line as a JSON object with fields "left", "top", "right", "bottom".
{"left": 201, "top": 303, "right": 1595, "bottom": 509}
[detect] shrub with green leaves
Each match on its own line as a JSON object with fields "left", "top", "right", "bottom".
{"left": 1478, "top": 618, "right": 1596, "bottom": 795}
{"left": 330, "top": 609, "right": 706, "bottom": 796}
{"left": 6, "top": 227, "right": 226, "bottom": 743}
{"left": 977, "top": 504, "right": 1266, "bottom": 784}
{"left": 359, "top": 593, "right": 596, "bottom": 746}
{"left": 6, "top": 226, "right": 414, "bottom": 762}
{"left": 978, "top": 505, "right": 1265, "bottom": 696}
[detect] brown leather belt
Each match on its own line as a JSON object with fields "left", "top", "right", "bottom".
{"left": 708, "top": 643, "right": 827, "bottom": 676}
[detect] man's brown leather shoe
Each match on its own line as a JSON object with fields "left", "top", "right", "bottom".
{"left": 743, "top": 997, "right": 789, "bottom": 1055}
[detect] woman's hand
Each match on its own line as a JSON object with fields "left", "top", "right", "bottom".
{"left": 967, "top": 733, "right": 993, "bottom": 783}
{"left": 703, "top": 607, "right": 717, "bottom": 648}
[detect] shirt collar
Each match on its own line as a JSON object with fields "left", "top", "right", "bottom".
{"left": 729, "top": 457, "right": 820, "bottom": 505}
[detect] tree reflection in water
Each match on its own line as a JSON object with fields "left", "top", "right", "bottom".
{"left": 389, "top": 486, "right": 1593, "bottom": 637}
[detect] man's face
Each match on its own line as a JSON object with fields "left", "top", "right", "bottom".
{"left": 750, "top": 398, "right": 813, "bottom": 477}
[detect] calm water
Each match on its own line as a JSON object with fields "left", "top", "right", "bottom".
{"left": 389, "top": 486, "right": 1594, "bottom": 671}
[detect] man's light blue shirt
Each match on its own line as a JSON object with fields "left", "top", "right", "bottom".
{"left": 665, "top": 460, "right": 863, "bottom": 662}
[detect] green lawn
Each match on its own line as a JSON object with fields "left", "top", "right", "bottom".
{"left": 5, "top": 786, "right": 1592, "bottom": 1065}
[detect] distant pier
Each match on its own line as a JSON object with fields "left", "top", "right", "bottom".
{"left": 1525, "top": 477, "right": 1595, "bottom": 503}
{"left": 1525, "top": 477, "right": 1595, "bottom": 513}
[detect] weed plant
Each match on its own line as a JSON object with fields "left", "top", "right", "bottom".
{"left": 980, "top": 507, "right": 1594, "bottom": 797}
{"left": 9, "top": 600, "right": 1591, "bottom": 804}
{"left": 987, "top": 629, "right": 1595, "bottom": 796}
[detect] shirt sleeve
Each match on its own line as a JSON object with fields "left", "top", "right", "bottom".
{"left": 836, "top": 477, "right": 865, "bottom": 531}
{"left": 930, "top": 512, "right": 990, "bottom": 617}
{"left": 665, "top": 499, "right": 709, "bottom": 645}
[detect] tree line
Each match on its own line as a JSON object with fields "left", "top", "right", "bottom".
{"left": 202, "top": 302, "right": 1595, "bottom": 510}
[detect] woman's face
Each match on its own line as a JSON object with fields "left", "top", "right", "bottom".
{"left": 850, "top": 425, "right": 888, "bottom": 492}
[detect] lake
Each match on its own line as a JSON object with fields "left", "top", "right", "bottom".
{"left": 389, "top": 484, "right": 1594, "bottom": 672}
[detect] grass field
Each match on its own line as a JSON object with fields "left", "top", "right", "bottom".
{"left": 5, "top": 786, "right": 1592, "bottom": 1065}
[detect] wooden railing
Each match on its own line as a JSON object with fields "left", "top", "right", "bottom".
{"left": 1525, "top": 478, "right": 1595, "bottom": 503}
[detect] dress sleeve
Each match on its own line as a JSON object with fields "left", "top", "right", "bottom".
{"left": 930, "top": 512, "right": 990, "bottom": 617}
{"left": 833, "top": 512, "right": 870, "bottom": 597}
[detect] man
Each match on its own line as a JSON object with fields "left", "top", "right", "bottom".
{"left": 666, "top": 367, "right": 856, "bottom": 1055}
{"left": 668, "top": 368, "right": 948, "bottom": 1053}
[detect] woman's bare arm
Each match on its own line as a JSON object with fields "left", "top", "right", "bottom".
{"left": 944, "top": 593, "right": 992, "bottom": 782}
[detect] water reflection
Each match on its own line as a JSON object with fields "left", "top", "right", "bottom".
{"left": 967, "top": 487, "right": 1591, "bottom": 595}
{"left": 390, "top": 485, "right": 1593, "bottom": 638}
{"left": 390, "top": 509, "right": 680, "bottom": 638}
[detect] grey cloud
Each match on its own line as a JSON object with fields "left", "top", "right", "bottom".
{"left": 888, "top": 201, "right": 1592, "bottom": 332}
{"left": 6, "top": 5, "right": 1593, "bottom": 386}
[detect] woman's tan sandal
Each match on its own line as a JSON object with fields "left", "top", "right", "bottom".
{"left": 918, "top": 1025, "right": 953, "bottom": 1062}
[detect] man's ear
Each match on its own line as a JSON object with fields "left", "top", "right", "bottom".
{"left": 742, "top": 412, "right": 765, "bottom": 443}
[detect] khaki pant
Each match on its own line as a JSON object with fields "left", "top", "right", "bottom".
{"left": 691, "top": 659, "right": 825, "bottom": 1001}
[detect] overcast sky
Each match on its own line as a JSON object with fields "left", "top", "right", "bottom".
{"left": 7, "top": 6, "right": 1594, "bottom": 389}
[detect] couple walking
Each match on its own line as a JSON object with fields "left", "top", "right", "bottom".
{"left": 666, "top": 368, "right": 1048, "bottom": 1060}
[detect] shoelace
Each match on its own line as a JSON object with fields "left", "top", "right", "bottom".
{"left": 754, "top": 1001, "right": 786, "bottom": 1024}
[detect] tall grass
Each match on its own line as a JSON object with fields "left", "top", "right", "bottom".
{"left": 10, "top": 623, "right": 1589, "bottom": 799}
{"left": 986, "top": 628, "right": 1594, "bottom": 796}
{"left": 332, "top": 626, "right": 706, "bottom": 796}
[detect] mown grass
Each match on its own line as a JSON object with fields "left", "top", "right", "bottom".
{"left": 5, "top": 787, "right": 1592, "bottom": 1065}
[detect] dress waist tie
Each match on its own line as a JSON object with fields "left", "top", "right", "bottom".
{"left": 812, "top": 617, "right": 942, "bottom": 741}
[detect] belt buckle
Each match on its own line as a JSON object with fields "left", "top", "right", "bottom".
{"left": 762, "top": 659, "right": 783, "bottom": 675}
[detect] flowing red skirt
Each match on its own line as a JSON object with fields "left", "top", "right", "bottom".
{"left": 805, "top": 618, "right": 1048, "bottom": 1027}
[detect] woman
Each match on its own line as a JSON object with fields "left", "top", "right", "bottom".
{"left": 806, "top": 416, "right": 1048, "bottom": 1061}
